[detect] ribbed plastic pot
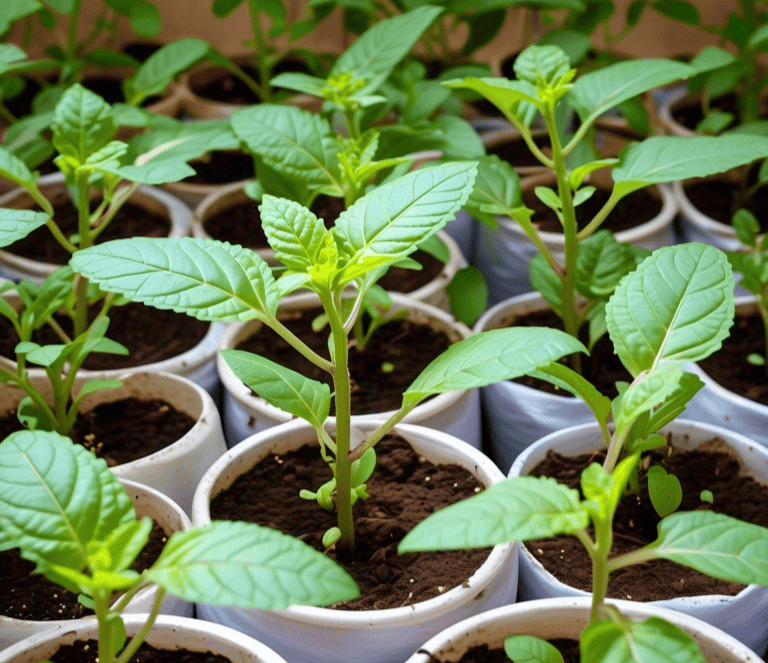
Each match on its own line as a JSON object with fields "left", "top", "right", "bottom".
{"left": 508, "top": 419, "right": 768, "bottom": 656}
{"left": 190, "top": 418, "right": 518, "bottom": 663}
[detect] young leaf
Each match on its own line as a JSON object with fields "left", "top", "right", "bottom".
{"left": 146, "top": 520, "right": 359, "bottom": 608}
{"left": 580, "top": 616, "right": 707, "bottom": 663}
{"left": 52, "top": 84, "right": 116, "bottom": 163}
{"left": 529, "top": 254, "right": 563, "bottom": 318}
{"left": 404, "top": 327, "right": 585, "bottom": 400}
{"left": 221, "top": 349, "right": 331, "bottom": 428}
{"left": 259, "top": 195, "right": 327, "bottom": 272}
{"left": 447, "top": 266, "right": 488, "bottom": 327}
{"left": 615, "top": 364, "right": 687, "bottom": 431}
{"left": 0, "top": 209, "right": 50, "bottom": 247}
{"left": 647, "top": 466, "right": 683, "bottom": 518}
{"left": 0, "top": 430, "right": 135, "bottom": 571}
{"left": 462, "top": 154, "right": 522, "bottom": 226}
{"left": 398, "top": 476, "right": 589, "bottom": 552}
{"left": 70, "top": 237, "right": 279, "bottom": 323}
{"left": 443, "top": 77, "right": 541, "bottom": 126}
{"left": 575, "top": 231, "right": 639, "bottom": 299}
{"left": 639, "top": 371, "right": 703, "bottom": 436}
{"left": 513, "top": 45, "right": 571, "bottom": 87}
{"left": 606, "top": 243, "right": 734, "bottom": 376}
{"left": 0, "top": 146, "right": 37, "bottom": 187}
{"left": 504, "top": 635, "right": 564, "bottom": 663}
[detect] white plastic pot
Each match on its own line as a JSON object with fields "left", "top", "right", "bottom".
{"left": 0, "top": 172, "right": 193, "bottom": 284}
{"left": 405, "top": 597, "right": 763, "bottom": 663}
{"left": 217, "top": 292, "right": 481, "bottom": 448}
{"left": 0, "top": 614, "right": 288, "bottom": 663}
{"left": 683, "top": 296, "right": 768, "bottom": 448}
{"left": 443, "top": 208, "right": 476, "bottom": 263}
{"left": 0, "top": 479, "right": 192, "bottom": 650}
{"left": 191, "top": 418, "right": 518, "bottom": 663}
{"left": 0, "top": 371, "right": 227, "bottom": 514}
{"left": 473, "top": 292, "right": 596, "bottom": 472}
{"left": 475, "top": 172, "right": 677, "bottom": 305}
{"left": 657, "top": 85, "right": 696, "bottom": 137}
{"left": 509, "top": 419, "right": 768, "bottom": 656}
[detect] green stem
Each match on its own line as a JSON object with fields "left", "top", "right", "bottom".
{"left": 588, "top": 518, "right": 612, "bottom": 623}
{"left": 506, "top": 207, "right": 562, "bottom": 276}
{"left": 94, "top": 590, "right": 115, "bottom": 663}
{"left": 113, "top": 588, "right": 167, "bottom": 663}
{"left": 6, "top": 370, "right": 58, "bottom": 431}
{"left": 347, "top": 399, "right": 419, "bottom": 462}
{"left": 265, "top": 317, "right": 334, "bottom": 373}
{"left": 602, "top": 425, "right": 631, "bottom": 474}
{"left": 606, "top": 544, "right": 658, "bottom": 573}
{"left": 319, "top": 288, "right": 354, "bottom": 551}
{"left": 576, "top": 187, "right": 625, "bottom": 241}
{"left": 248, "top": 0, "right": 272, "bottom": 102}
{"left": 0, "top": 101, "right": 15, "bottom": 124}
{"left": 73, "top": 171, "right": 93, "bottom": 337}
{"left": 66, "top": 0, "right": 83, "bottom": 61}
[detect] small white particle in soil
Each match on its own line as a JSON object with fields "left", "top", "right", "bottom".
{"left": 453, "top": 483, "right": 458, "bottom": 488}
{"left": 419, "top": 456, "right": 426, "bottom": 462}
{"left": 410, "top": 578, "right": 414, "bottom": 583}
{"left": 629, "top": 519, "right": 634, "bottom": 528}
{"left": 474, "top": 487, "right": 481, "bottom": 493}
{"left": 425, "top": 476, "right": 430, "bottom": 482}
{"left": 408, "top": 592, "right": 413, "bottom": 600}
{"left": 274, "top": 455, "right": 283, "bottom": 464}
{"left": 626, "top": 595, "right": 631, "bottom": 599}
{"left": 679, "top": 579, "right": 685, "bottom": 586}
{"left": 560, "top": 550, "right": 565, "bottom": 553}
{"left": 537, "top": 549, "right": 544, "bottom": 555}
{"left": 438, "top": 586, "right": 445, "bottom": 592}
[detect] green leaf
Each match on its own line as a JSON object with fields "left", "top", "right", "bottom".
{"left": 576, "top": 231, "right": 638, "bottom": 299}
{"left": 688, "top": 46, "right": 737, "bottom": 75}
{"left": 568, "top": 59, "right": 695, "bottom": 124}
{"left": 270, "top": 72, "right": 328, "bottom": 97}
{"left": 0, "top": 209, "right": 50, "bottom": 248}
{"left": 95, "top": 517, "right": 152, "bottom": 573}
{"left": 71, "top": 237, "right": 279, "bottom": 323}
{"left": 505, "top": 635, "right": 564, "bottom": 663}
{"left": 447, "top": 266, "right": 487, "bottom": 327}
{"left": 731, "top": 208, "right": 759, "bottom": 247}
{"left": 749, "top": 25, "right": 768, "bottom": 50}
{"left": 25, "top": 343, "right": 68, "bottom": 367}
{"left": 110, "top": 160, "right": 196, "bottom": 185}
{"left": 535, "top": 362, "right": 612, "bottom": 425}
{"left": 695, "top": 110, "right": 734, "bottom": 135}
{"left": 398, "top": 476, "right": 589, "bottom": 552}
{"left": 513, "top": 45, "right": 571, "bottom": 87}
{"left": 0, "top": 430, "right": 135, "bottom": 571}
{"left": 651, "top": 0, "right": 699, "bottom": 25}
{"left": 259, "top": 195, "right": 327, "bottom": 272}
{"left": 335, "top": 161, "right": 477, "bottom": 277}
{"left": 0, "top": 0, "right": 40, "bottom": 35}
{"left": 529, "top": 253, "right": 563, "bottom": 317}
{"left": 330, "top": 5, "right": 442, "bottom": 94}
{"left": 580, "top": 616, "right": 707, "bottom": 663}
{"left": 103, "top": 0, "right": 161, "bottom": 36}
{"left": 52, "top": 84, "right": 116, "bottom": 164}
{"left": 538, "top": 29, "right": 592, "bottom": 67}
{"left": 612, "top": 135, "right": 768, "bottom": 195}
{"left": 212, "top": 0, "right": 244, "bottom": 17}
{"left": 653, "top": 510, "right": 768, "bottom": 586}
{"left": 444, "top": 77, "right": 541, "bottom": 126}
{"left": 615, "top": 364, "right": 687, "bottom": 430}
{"left": 124, "top": 38, "right": 209, "bottom": 103}
{"left": 647, "top": 466, "right": 682, "bottom": 518}
{"left": 231, "top": 104, "right": 342, "bottom": 195}
{"left": 76, "top": 379, "right": 124, "bottom": 400}
{"left": 404, "top": 327, "right": 585, "bottom": 400}
{"left": 146, "top": 520, "right": 359, "bottom": 608}
{"left": 606, "top": 243, "right": 734, "bottom": 376}
{"left": 0, "top": 146, "right": 36, "bottom": 187}
{"left": 221, "top": 349, "right": 331, "bottom": 428}
{"left": 640, "top": 371, "right": 703, "bottom": 436}
{"left": 463, "top": 154, "right": 521, "bottom": 225}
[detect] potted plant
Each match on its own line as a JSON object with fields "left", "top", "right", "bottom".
{"left": 399, "top": 242, "right": 768, "bottom": 660}
{"left": 0, "top": 428, "right": 358, "bottom": 663}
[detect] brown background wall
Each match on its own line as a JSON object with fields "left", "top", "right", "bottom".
{"left": 9, "top": 1, "right": 739, "bottom": 64}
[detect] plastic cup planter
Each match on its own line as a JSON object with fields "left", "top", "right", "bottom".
{"left": 192, "top": 182, "right": 466, "bottom": 311}
{"left": 472, "top": 291, "right": 596, "bottom": 473}
{"left": 0, "top": 614, "right": 288, "bottom": 663}
{"left": 403, "top": 597, "right": 764, "bottom": 663}
{"left": 0, "top": 479, "right": 192, "bottom": 650}
{"left": 0, "top": 371, "right": 227, "bottom": 514}
{"left": 217, "top": 292, "right": 482, "bottom": 449}
{"left": 190, "top": 419, "right": 518, "bottom": 663}
{"left": 508, "top": 419, "right": 768, "bottom": 656}
{"left": 683, "top": 296, "right": 768, "bottom": 448}
{"left": 474, "top": 171, "right": 677, "bottom": 306}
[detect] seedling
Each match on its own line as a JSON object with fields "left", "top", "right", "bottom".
{"left": 0, "top": 429, "right": 358, "bottom": 663}
{"left": 72, "top": 160, "right": 587, "bottom": 552}
{"left": 399, "top": 243, "right": 768, "bottom": 662}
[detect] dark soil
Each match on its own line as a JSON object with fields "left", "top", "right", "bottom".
{"left": 184, "top": 151, "right": 255, "bottom": 185}
{"left": 0, "top": 301, "right": 210, "bottom": 371}
{"left": 121, "top": 41, "right": 163, "bottom": 62}
{"left": 486, "top": 134, "right": 551, "bottom": 169}
{"left": 235, "top": 307, "right": 452, "bottom": 415}
{"left": 698, "top": 311, "right": 768, "bottom": 405}
{"left": 0, "top": 396, "right": 196, "bottom": 467}
{"left": 0, "top": 520, "right": 167, "bottom": 621}
{"left": 81, "top": 76, "right": 162, "bottom": 107}
{"left": 51, "top": 640, "right": 231, "bottom": 663}
{"left": 423, "top": 639, "right": 579, "bottom": 663}
{"left": 683, "top": 179, "right": 768, "bottom": 231}
{"left": 507, "top": 308, "right": 632, "bottom": 399}
{"left": 209, "top": 434, "right": 492, "bottom": 610}
{"left": 4, "top": 196, "right": 171, "bottom": 265}
{"left": 525, "top": 436, "right": 768, "bottom": 601}
{"left": 523, "top": 186, "right": 663, "bottom": 234}
{"left": 672, "top": 93, "right": 768, "bottom": 131}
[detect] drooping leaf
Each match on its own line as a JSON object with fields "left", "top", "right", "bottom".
{"left": 504, "top": 635, "right": 565, "bottom": 663}
{"left": 0, "top": 209, "right": 50, "bottom": 248}
{"left": 398, "top": 476, "right": 589, "bottom": 552}
{"left": 146, "top": 520, "right": 359, "bottom": 608}
{"left": 259, "top": 195, "right": 327, "bottom": 272}
{"left": 606, "top": 243, "right": 734, "bottom": 376}
{"left": 0, "top": 431, "right": 135, "bottom": 571}
{"left": 71, "top": 237, "right": 279, "bottom": 323}
{"left": 221, "top": 349, "right": 331, "bottom": 428}
{"left": 404, "top": 327, "right": 585, "bottom": 400}
{"left": 52, "top": 84, "right": 116, "bottom": 163}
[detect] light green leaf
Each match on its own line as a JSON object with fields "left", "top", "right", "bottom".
{"left": 146, "top": 520, "right": 359, "bottom": 608}
{"left": 221, "top": 349, "right": 331, "bottom": 428}
{"left": 462, "top": 154, "right": 521, "bottom": 225}
{"left": 404, "top": 327, "right": 585, "bottom": 399}
{"left": 71, "top": 237, "right": 279, "bottom": 323}
{"left": 331, "top": 5, "right": 442, "bottom": 94}
{"left": 95, "top": 517, "right": 152, "bottom": 573}
{"left": 0, "top": 209, "right": 50, "bottom": 248}
{"left": 568, "top": 59, "right": 694, "bottom": 124}
{"left": 76, "top": 379, "right": 124, "bottom": 400}
{"left": 111, "top": 160, "right": 196, "bottom": 184}
{"left": 52, "top": 84, "right": 116, "bottom": 164}
{"left": 0, "top": 430, "right": 135, "bottom": 571}
{"left": 647, "top": 466, "right": 682, "bottom": 518}
{"left": 0, "top": 0, "right": 41, "bottom": 36}
{"left": 447, "top": 266, "right": 487, "bottom": 327}
{"left": 505, "top": 635, "right": 564, "bottom": 663}
{"left": 398, "top": 476, "right": 589, "bottom": 552}
{"left": 124, "top": 38, "right": 209, "bottom": 103}
{"left": 653, "top": 510, "right": 768, "bottom": 586}
{"left": 606, "top": 243, "right": 734, "bottom": 376}
{"left": 538, "top": 28, "right": 592, "bottom": 66}
{"left": 0, "top": 146, "right": 36, "bottom": 187}
{"left": 259, "top": 195, "right": 327, "bottom": 272}
{"left": 104, "top": 0, "right": 161, "bottom": 36}
{"left": 749, "top": 25, "right": 768, "bottom": 50}
{"left": 335, "top": 162, "right": 477, "bottom": 274}
{"left": 616, "top": 365, "right": 686, "bottom": 429}
{"left": 25, "top": 343, "right": 68, "bottom": 367}
{"left": 444, "top": 77, "right": 541, "bottom": 126}
{"left": 689, "top": 46, "right": 737, "bottom": 75}
{"left": 513, "top": 45, "right": 571, "bottom": 86}
{"left": 270, "top": 72, "right": 328, "bottom": 97}
{"left": 535, "top": 362, "right": 612, "bottom": 425}
{"left": 231, "top": 104, "right": 342, "bottom": 194}
{"left": 529, "top": 253, "right": 563, "bottom": 317}
{"left": 641, "top": 371, "right": 703, "bottom": 435}
{"left": 581, "top": 616, "right": 707, "bottom": 663}
{"left": 576, "top": 231, "right": 638, "bottom": 299}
